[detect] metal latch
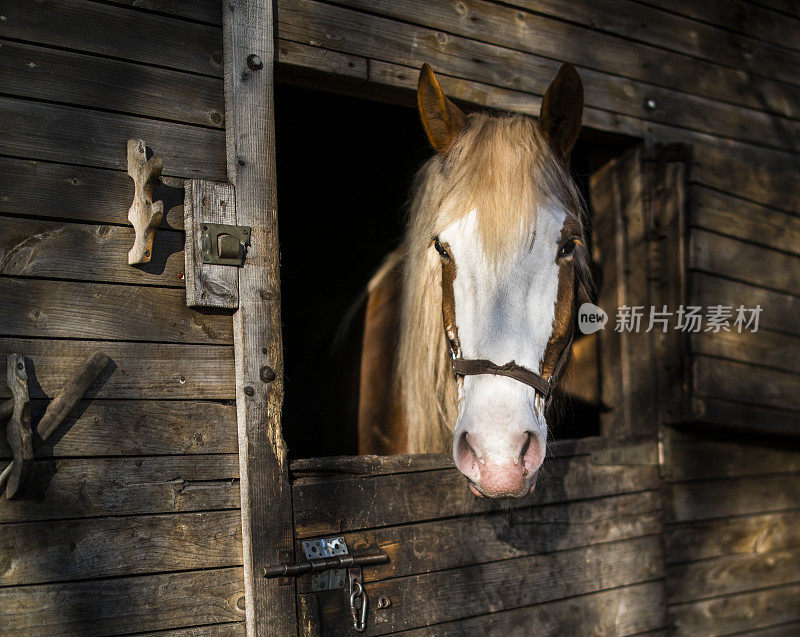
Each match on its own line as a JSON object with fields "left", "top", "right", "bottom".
{"left": 201, "top": 223, "right": 250, "bottom": 266}
{"left": 262, "top": 540, "right": 388, "bottom": 587}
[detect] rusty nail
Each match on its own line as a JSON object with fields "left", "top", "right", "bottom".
{"left": 260, "top": 366, "right": 276, "bottom": 383}
{"left": 244, "top": 386, "right": 255, "bottom": 397}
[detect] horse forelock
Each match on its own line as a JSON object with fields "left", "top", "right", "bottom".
{"left": 396, "top": 112, "right": 591, "bottom": 454}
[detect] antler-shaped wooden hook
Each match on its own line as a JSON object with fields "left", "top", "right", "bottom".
{"left": 127, "top": 138, "right": 165, "bottom": 265}
{"left": 0, "top": 351, "right": 110, "bottom": 499}
{"left": 2, "top": 354, "right": 33, "bottom": 499}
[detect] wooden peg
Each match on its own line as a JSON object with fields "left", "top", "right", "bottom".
{"left": 127, "top": 138, "right": 165, "bottom": 265}
{"left": 0, "top": 351, "right": 110, "bottom": 498}
{"left": 2, "top": 354, "right": 33, "bottom": 499}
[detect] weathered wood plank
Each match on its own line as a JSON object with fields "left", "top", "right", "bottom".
{"left": 0, "top": 400, "right": 237, "bottom": 459}
{"left": 729, "top": 621, "right": 800, "bottom": 637}
{"left": 330, "top": 0, "right": 800, "bottom": 129}
{"left": 690, "top": 272, "right": 800, "bottom": 336}
{"left": 0, "top": 567, "right": 245, "bottom": 635}
{"left": 294, "top": 453, "right": 658, "bottom": 537}
{"left": 0, "top": 510, "right": 242, "bottom": 586}
{"left": 0, "top": 454, "right": 239, "bottom": 523}
{"left": 297, "top": 490, "right": 660, "bottom": 590}
{"left": 690, "top": 229, "right": 800, "bottom": 296}
{"left": 692, "top": 141, "right": 800, "bottom": 215}
{"left": 0, "top": 278, "right": 232, "bottom": 344}
{"left": 291, "top": 436, "right": 621, "bottom": 477}
{"left": 666, "top": 431, "right": 800, "bottom": 481}
{"left": 666, "top": 474, "right": 800, "bottom": 523}
{"left": 139, "top": 623, "right": 246, "bottom": 637}
{"left": 0, "top": 339, "right": 234, "bottom": 400}
{"left": 0, "top": 158, "right": 185, "bottom": 229}
{"left": 693, "top": 356, "right": 800, "bottom": 413}
{"left": 400, "top": 581, "right": 665, "bottom": 636}
{"left": 223, "top": 1, "right": 295, "bottom": 634}
{"left": 0, "top": 0, "right": 222, "bottom": 77}
{"left": 366, "top": 59, "right": 645, "bottom": 138}
{"left": 278, "top": 0, "right": 800, "bottom": 148}
{"left": 183, "top": 180, "right": 238, "bottom": 308}
{"left": 643, "top": 0, "right": 800, "bottom": 55}
{"left": 111, "top": 0, "right": 222, "bottom": 25}
{"left": 690, "top": 330, "right": 800, "bottom": 376}
{"left": 308, "top": 535, "right": 663, "bottom": 635}
{"left": 668, "top": 545, "right": 800, "bottom": 604}
{"left": 0, "top": 39, "right": 224, "bottom": 128}
{"left": 690, "top": 187, "right": 800, "bottom": 257}
{"left": 666, "top": 510, "right": 800, "bottom": 564}
{"left": 690, "top": 397, "right": 800, "bottom": 438}
{"left": 0, "top": 217, "right": 185, "bottom": 287}
{"left": 0, "top": 97, "right": 226, "bottom": 181}
{"left": 669, "top": 582, "right": 800, "bottom": 636}
{"left": 498, "top": 0, "right": 800, "bottom": 87}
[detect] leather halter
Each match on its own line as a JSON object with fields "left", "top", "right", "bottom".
{"left": 439, "top": 248, "right": 574, "bottom": 409}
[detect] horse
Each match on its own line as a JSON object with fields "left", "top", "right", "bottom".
{"left": 356, "top": 63, "right": 592, "bottom": 499}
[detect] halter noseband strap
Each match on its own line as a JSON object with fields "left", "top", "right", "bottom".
{"left": 449, "top": 328, "right": 574, "bottom": 409}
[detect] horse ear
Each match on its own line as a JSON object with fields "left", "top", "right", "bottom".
{"left": 417, "top": 64, "right": 467, "bottom": 152}
{"left": 537, "top": 64, "right": 583, "bottom": 158}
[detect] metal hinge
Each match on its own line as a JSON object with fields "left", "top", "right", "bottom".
{"left": 201, "top": 222, "right": 250, "bottom": 266}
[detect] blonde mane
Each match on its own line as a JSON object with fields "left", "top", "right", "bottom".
{"left": 396, "top": 112, "right": 586, "bottom": 453}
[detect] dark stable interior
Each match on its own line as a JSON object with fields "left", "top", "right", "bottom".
{"left": 276, "top": 83, "right": 630, "bottom": 459}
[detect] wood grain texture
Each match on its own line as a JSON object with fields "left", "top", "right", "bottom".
{"left": 0, "top": 454, "right": 240, "bottom": 523}
{"left": 297, "top": 490, "right": 661, "bottom": 590}
{"left": 689, "top": 187, "right": 800, "bottom": 257}
{"left": 306, "top": 535, "right": 664, "bottom": 635}
{"left": 668, "top": 545, "right": 800, "bottom": 604}
{"left": 669, "top": 582, "right": 800, "bottom": 636}
{"left": 184, "top": 180, "right": 238, "bottom": 308}
{"left": 690, "top": 272, "right": 800, "bottom": 336}
{"left": 0, "top": 567, "right": 246, "bottom": 635}
{"left": 690, "top": 229, "right": 800, "bottom": 296}
{"left": 400, "top": 581, "right": 665, "bottom": 636}
{"left": 222, "top": 0, "right": 296, "bottom": 634}
{"left": 138, "top": 623, "right": 246, "bottom": 637}
{"left": 0, "top": 277, "right": 233, "bottom": 344}
{"left": 0, "top": 400, "right": 237, "bottom": 459}
{"left": 0, "top": 0, "right": 223, "bottom": 77}
{"left": 693, "top": 356, "right": 800, "bottom": 413}
{"left": 643, "top": 0, "right": 800, "bottom": 55}
{"left": 689, "top": 397, "right": 800, "bottom": 438}
{"left": 667, "top": 509, "right": 800, "bottom": 564}
{"left": 327, "top": 0, "right": 800, "bottom": 137}
{"left": 690, "top": 329, "right": 800, "bottom": 376}
{"left": 0, "top": 510, "right": 242, "bottom": 586}
{"left": 0, "top": 97, "right": 226, "bottom": 181}
{"left": 294, "top": 453, "right": 659, "bottom": 537}
{"left": 0, "top": 217, "right": 185, "bottom": 287}
{"left": 666, "top": 474, "right": 800, "bottom": 523}
{"left": 0, "top": 39, "right": 224, "bottom": 128}
{"left": 0, "top": 158, "right": 185, "bottom": 228}
{"left": 0, "top": 339, "right": 234, "bottom": 400}
{"left": 666, "top": 431, "right": 800, "bottom": 481}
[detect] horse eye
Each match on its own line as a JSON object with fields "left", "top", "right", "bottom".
{"left": 433, "top": 237, "right": 449, "bottom": 259}
{"left": 559, "top": 238, "right": 577, "bottom": 258}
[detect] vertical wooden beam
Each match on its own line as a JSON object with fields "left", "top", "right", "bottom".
{"left": 223, "top": 1, "right": 297, "bottom": 635}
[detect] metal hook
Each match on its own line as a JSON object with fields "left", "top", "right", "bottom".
{"left": 349, "top": 579, "right": 368, "bottom": 633}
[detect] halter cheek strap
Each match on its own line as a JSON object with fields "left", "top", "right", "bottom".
{"left": 439, "top": 248, "right": 574, "bottom": 409}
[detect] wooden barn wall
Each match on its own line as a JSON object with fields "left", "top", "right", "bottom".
{"left": 1, "top": 1, "right": 799, "bottom": 636}
{"left": 0, "top": 1, "right": 245, "bottom": 634}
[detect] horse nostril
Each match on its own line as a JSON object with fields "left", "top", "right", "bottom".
{"left": 455, "top": 431, "right": 481, "bottom": 479}
{"left": 518, "top": 432, "right": 531, "bottom": 468}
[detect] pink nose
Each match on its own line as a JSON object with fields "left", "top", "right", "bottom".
{"left": 454, "top": 431, "right": 543, "bottom": 498}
